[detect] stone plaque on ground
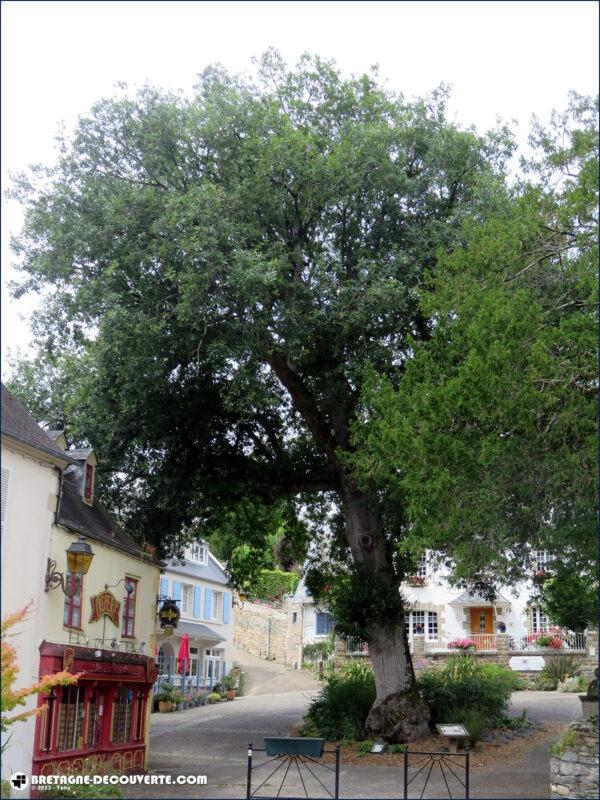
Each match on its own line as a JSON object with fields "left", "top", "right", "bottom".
{"left": 509, "top": 656, "right": 545, "bottom": 671}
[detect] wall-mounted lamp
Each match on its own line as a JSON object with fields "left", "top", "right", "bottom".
{"left": 45, "top": 537, "right": 95, "bottom": 594}
{"left": 105, "top": 577, "right": 135, "bottom": 595}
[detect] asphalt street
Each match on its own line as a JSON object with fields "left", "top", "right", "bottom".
{"left": 122, "top": 654, "right": 582, "bottom": 800}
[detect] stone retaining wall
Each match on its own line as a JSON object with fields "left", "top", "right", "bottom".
{"left": 233, "top": 598, "right": 303, "bottom": 668}
{"left": 550, "top": 717, "right": 599, "bottom": 799}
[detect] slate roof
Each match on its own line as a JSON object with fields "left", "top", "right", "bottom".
{"left": 57, "top": 480, "right": 163, "bottom": 567}
{"left": 1, "top": 384, "right": 73, "bottom": 464}
{"left": 68, "top": 448, "right": 94, "bottom": 461}
{"left": 165, "top": 554, "right": 229, "bottom": 586}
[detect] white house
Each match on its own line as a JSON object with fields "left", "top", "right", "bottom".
{"left": 292, "top": 549, "right": 582, "bottom": 657}
{"left": 155, "top": 543, "right": 234, "bottom": 692}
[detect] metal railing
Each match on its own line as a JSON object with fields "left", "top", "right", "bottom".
{"left": 424, "top": 634, "right": 497, "bottom": 653}
{"left": 343, "top": 638, "right": 369, "bottom": 656}
{"left": 403, "top": 747, "right": 469, "bottom": 799}
{"left": 509, "top": 630, "right": 586, "bottom": 652}
{"left": 153, "top": 656, "right": 219, "bottom": 694}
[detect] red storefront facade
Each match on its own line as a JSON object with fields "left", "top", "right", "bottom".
{"left": 33, "top": 642, "right": 158, "bottom": 777}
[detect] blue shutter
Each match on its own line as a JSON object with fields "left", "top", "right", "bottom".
{"left": 160, "top": 577, "right": 169, "bottom": 598}
{"left": 204, "top": 587, "right": 212, "bottom": 620}
{"left": 173, "top": 581, "right": 182, "bottom": 603}
{"left": 223, "top": 592, "right": 231, "bottom": 624}
{"left": 193, "top": 586, "right": 201, "bottom": 618}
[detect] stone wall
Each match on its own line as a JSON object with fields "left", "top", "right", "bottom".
{"left": 233, "top": 598, "right": 303, "bottom": 668}
{"left": 550, "top": 717, "right": 599, "bottom": 799}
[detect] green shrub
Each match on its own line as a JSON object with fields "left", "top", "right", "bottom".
{"left": 207, "top": 692, "right": 221, "bottom": 704}
{"left": 418, "top": 655, "right": 518, "bottom": 730}
{"left": 496, "top": 709, "right": 532, "bottom": 732}
{"left": 537, "top": 655, "right": 583, "bottom": 690}
{"left": 447, "top": 707, "right": 490, "bottom": 745}
{"left": 357, "top": 739, "right": 374, "bottom": 755}
{"left": 304, "top": 661, "right": 376, "bottom": 741}
{"left": 303, "top": 639, "right": 334, "bottom": 661}
{"left": 549, "top": 728, "right": 585, "bottom": 755}
{"left": 252, "top": 570, "right": 299, "bottom": 601}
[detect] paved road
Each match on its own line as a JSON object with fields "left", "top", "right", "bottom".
{"left": 125, "top": 656, "right": 578, "bottom": 799}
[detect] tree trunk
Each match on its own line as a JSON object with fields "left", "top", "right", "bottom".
{"left": 341, "top": 488, "right": 430, "bottom": 742}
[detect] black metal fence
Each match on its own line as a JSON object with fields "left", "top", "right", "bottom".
{"left": 246, "top": 742, "right": 340, "bottom": 800}
{"left": 403, "top": 748, "right": 469, "bottom": 800}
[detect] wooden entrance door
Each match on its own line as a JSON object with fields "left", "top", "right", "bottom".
{"left": 470, "top": 608, "right": 493, "bottom": 649}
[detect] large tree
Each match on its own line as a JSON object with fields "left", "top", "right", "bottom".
{"left": 8, "top": 52, "right": 514, "bottom": 739}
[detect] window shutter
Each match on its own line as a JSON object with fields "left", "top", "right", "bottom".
{"left": 173, "top": 581, "right": 182, "bottom": 602}
{"left": 160, "top": 577, "right": 169, "bottom": 598}
{"left": 193, "top": 586, "right": 201, "bottom": 618}
{"left": 223, "top": 592, "right": 231, "bottom": 624}
{"left": 204, "top": 588, "right": 212, "bottom": 620}
{"left": 1, "top": 467, "right": 10, "bottom": 531}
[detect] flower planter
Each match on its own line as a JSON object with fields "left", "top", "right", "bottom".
{"left": 158, "top": 700, "right": 172, "bottom": 713}
{"left": 226, "top": 690, "right": 236, "bottom": 701}
{"left": 264, "top": 738, "right": 326, "bottom": 757}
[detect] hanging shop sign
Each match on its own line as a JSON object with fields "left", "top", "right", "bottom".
{"left": 89, "top": 590, "right": 121, "bottom": 626}
{"left": 158, "top": 599, "right": 180, "bottom": 629}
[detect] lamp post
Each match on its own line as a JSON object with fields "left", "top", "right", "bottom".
{"left": 44, "top": 537, "right": 94, "bottom": 595}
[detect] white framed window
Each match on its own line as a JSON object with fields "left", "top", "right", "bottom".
{"left": 531, "top": 606, "right": 549, "bottom": 633}
{"left": 405, "top": 610, "right": 438, "bottom": 639}
{"left": 416, "top": 555, "right": 427, "bottom": 578}
{"left": 427, "top": 612, "right": 438, "bottom": 639}
{"left": 211, "top": 591, "right": 223, "bottom": 622}
{"left": 188, "top": 543, "right": 208, "bottom": 565}
{"left": 315, "top": 612, "right": 334, "bottom": 636}
{"left": 534, "top": 550, "right": 549, "bottom": 572}
{"left": 181, "top": 584, "right": 192, "bottom": 615}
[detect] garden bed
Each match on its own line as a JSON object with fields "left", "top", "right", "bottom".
{"left": 315, "top": 722, "right": 567, "bottom": 768}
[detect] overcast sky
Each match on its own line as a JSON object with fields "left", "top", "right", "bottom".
{"left": 2, "top": 0, "right": 598, "bottom": 372}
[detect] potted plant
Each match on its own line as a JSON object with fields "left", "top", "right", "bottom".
{"left": 155, "top": 691, "right": 172, "bottom": 713}
{"left": 171, "top": 691, "right": 183, "bottom": 710}
{"left": 207, "top": 692, "right": 221, "bottom": 704}
{"left": 223, "top": 673, "right": 237, "bottom": 700}
{"left": 408, "top": 575, "right": 425, "bottom": 587}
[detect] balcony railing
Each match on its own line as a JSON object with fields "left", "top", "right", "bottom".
{"left": 509, "top": 630, "right": 586, "bottom": 652}
{"left": 423, "top": 634, "right": 498, "bottom": 653}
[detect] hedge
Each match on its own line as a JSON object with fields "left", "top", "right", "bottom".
{"left": 251, "top": 569, "right": 299, "bottom": 601}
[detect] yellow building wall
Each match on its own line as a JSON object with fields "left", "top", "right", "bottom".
{"left": 42, "top": 523, "right": 161, "bottom": 656}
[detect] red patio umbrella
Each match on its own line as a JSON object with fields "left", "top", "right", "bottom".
{"left": 177, "top": 634, "right": 190, "bottom": 675}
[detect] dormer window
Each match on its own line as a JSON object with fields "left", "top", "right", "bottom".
{"left": 84, "top": 464, "right": 94, "bottom": 501}
{"left": 188, "top": 544, "right": 207, "bottom": 565}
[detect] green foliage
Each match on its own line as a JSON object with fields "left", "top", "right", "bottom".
{"left": 207, "top": 693, "right": 221, "bottom": 704}
{"left": 549, "top": 728, "right": 585, "bottom": 755}
{"left": 417, "top": 655, "right": 518, "bottom": 729}
{"left": 251, "top": 569, "right": 299, "bottom": 601}
{"left": 318, "top": 564, "right": 404, "bottom": 640}
{"left": 539, "top": 565, "right": 598, "bottom": 632}
{"left": 496, "top": 709, "right": 532, "bottom": 732}
{"left": 304, "top": 661, "right": 376, "bottom": 741}
{"left": 303, "top": 638, "right": 334, "bottom": 661}
{"left": 445, "top": 707, "right": 490, "bottom": 745}
{"left": 44, "top": 784, "right": 123, "bottom": 799}
{"left": 537, "top": 655, "right": 583, "bottom": 690}
{"left": 348, "top": 93, "right": 598, "bottom": 590}
{"left": 357, "top": 739, "right": 375, "bottom": 755}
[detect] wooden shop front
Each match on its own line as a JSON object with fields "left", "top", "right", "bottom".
{"left": 33, "top": 641, "right": 158, "bottom": 777}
